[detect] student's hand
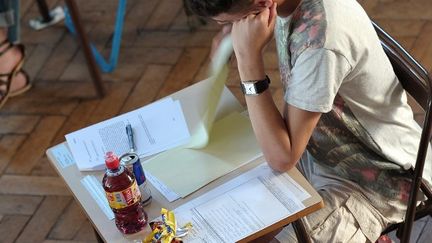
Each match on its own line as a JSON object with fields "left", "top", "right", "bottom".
{"left": 210, "top": 25, "right": 232, "bottom": 61}
{"left": 231, "top": 2, "right": 277, "bottom": 64}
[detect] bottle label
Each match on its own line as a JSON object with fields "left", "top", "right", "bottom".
{"left": 105, "top": 181, "right": 141, "bottom": 209}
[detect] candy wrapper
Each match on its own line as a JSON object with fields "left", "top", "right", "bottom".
{"left": 143, "top": 208, "right": 192, "bottom": 243}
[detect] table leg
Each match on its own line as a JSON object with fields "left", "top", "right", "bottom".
{"left": 64, "top": 0, "right": 105, "bottom": 98}
{"left": 292, "top": 219, "right": 311, "bottom": 243}
{"left": 94, "top": 227, "right": 104, "bottom": 243}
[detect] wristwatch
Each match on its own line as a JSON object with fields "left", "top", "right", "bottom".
{"left": 240, "top": 75, "right": 271, "bottom": 96}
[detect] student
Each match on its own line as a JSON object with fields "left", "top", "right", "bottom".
{"left": 0, "top": 0, "right": 31, "bottom": 109}
{"left": 185, "top": 0, "right": 432, "bottom": 242}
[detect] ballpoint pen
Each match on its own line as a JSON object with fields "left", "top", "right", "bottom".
{"left": 126, "top": 123, "right": 135, "bottom": 153}
{"left": 122, "top": 123, "right": 152, "bottom": 205}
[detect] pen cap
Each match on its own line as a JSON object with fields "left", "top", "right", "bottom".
{"left": 105, "top": 151, "right": 120, "bottom": 170}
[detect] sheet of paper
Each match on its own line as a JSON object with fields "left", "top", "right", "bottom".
{"left": 143, "top": 111, "right": 262, "bottom": 198}
{"left": 81, "top": 175, "right": 114, "bottom": 220}
{"left": 145, "top": 171, "right": 180, "bottom": 202}
{"left": 185, "top": 37, "right": 233, "bottom": 149}
{"left": 173, "top": 164, "right": 310, "bottom": 243}
{"left": 66, "top": 98, "right": 191, "bottom": 171}
{"left": 51, "top": 143, "right": 75, "bottom": 168}
{"left": 169, "top": 81, "right": 243, "bottom": 152}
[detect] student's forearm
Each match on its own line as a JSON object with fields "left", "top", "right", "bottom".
{"left": 245, "top": 91, "right": 296, "bottom": 171}
{"left": 238, "top": 58, "right": 296, "bottom": 171}
{"left": 229, "top": 4, "right": 316, "bottom": 171}
{"left": 237, "top": 55, "right": 265, "bottom": 81}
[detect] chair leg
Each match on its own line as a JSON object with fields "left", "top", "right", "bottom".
{"left": 64, "top": 0, "right": 105, "bottom": 98}
{"left": 421, "top": 180, "right": 432, "bottom": 200}
{"left": 35, "top": 0, "right": 53, "bottom": 23}
{"left": 292, "top": 219, "right": 311, "bottom": 243}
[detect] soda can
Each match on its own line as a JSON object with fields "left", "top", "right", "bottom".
{"left": 119, "top": 152, "right": 152, "bottom": 206}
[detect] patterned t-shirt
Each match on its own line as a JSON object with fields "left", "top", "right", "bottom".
{"left": 275, "top": 0, "right": 432, "bottom": 214}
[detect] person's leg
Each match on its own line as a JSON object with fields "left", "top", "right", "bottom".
{"left": 275, "top": 186, "right": 390, "bottom": 243}
{"left": 0, "top": 30, "right": 27, "bottom": 91}
{"left": 0, "top": 0, "right": 29, "bottom": 105}
{"left": 7, "top": 0, "right": 19, "bottom": 43}
{"left": 276, "top": 188, "right": 359, "bottom": 243}
{"left": 275, "top": 155, "right": 390, "bottom": 242}
{"left": 0, "top": 0, "right": 15, "bottom": 28}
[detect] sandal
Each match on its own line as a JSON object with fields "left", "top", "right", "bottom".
{"left": 0, "top": 75, "right": 10, "bottom": 109}
{"left": 9, "top": 69, "right": 31, "bottom": 97}
{"left": 0, "top": 39, "right": 31, "bottom": 106}
{"left": 0, "top": 39, "right": 14, "bottom": 108}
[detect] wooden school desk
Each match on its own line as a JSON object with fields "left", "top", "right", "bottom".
{"left": 46, "top": 143, "right": 323, "bottom": 243}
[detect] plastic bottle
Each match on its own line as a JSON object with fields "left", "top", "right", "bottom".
{"left": 102, "top": 151, "right": 148, "bottom": 234}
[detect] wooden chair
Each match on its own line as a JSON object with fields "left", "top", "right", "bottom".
{"left": 35, "top": 0, "right": 205, "bottom": 98}
{"left": 373, "top": 21, "right": 432, "bottom": 242}
{"left": 291, "top": 22, "right": 432, "bottom": 243}
{"left": 35, "top": 0, "right": 105, "bottom": 97}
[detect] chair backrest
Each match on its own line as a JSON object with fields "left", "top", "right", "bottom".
{"left": 373, "top": 22, "right": 431, "bottom": 109}
{"left": 372, "top": 21, "right": 432, "bottom": 242}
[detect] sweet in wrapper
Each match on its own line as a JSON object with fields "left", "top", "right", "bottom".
{"left": 144, "top": 208, "right": 192, "bottom": 243}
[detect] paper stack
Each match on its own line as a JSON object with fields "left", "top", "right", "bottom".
{"left": 65, "top": 97, "right": 190, "bottom": 171}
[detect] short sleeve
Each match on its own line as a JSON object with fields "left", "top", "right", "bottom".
{"left": 284, "top": 48, "right": 351, "bottom": 113}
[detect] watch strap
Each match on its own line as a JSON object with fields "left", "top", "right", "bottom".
{"left": 240, "top": 75, "right": 270, "bottom": 96}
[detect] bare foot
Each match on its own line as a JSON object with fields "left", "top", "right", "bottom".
{"left": 0, "top": 41, "right": 28, "bottom": 97}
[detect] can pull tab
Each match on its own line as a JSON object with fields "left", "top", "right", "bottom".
{"left": 126, "top": 123, "right": 135, "bottom": 153}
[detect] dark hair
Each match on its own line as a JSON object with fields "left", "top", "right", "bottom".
{"left": 185, "top": 0, "right": 240, "bottom": 17}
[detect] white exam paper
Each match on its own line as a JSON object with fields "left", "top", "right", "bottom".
{"left": 173, "top": 164, "right": 311, "bottom": 243}
{"left": 66, "top": 98, "right": 190, "bottom": 171}
{"left": 81, "top": 175, "right": 114, "bottom": 220}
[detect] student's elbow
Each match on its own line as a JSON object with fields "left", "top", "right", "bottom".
{"left": 265, "top": 153, "right": 298, "bottom": 172}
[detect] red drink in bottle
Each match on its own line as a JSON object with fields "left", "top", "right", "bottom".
{"left": 102, "top": 152, "right": 148, "bottom": 234}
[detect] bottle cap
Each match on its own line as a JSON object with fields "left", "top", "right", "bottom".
{"left": 105, "top": 151, "right": 120, "bottom": 170}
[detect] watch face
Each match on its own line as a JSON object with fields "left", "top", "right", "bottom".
{"left": 243, "top": 83, "right": 257, "bottom": 95}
